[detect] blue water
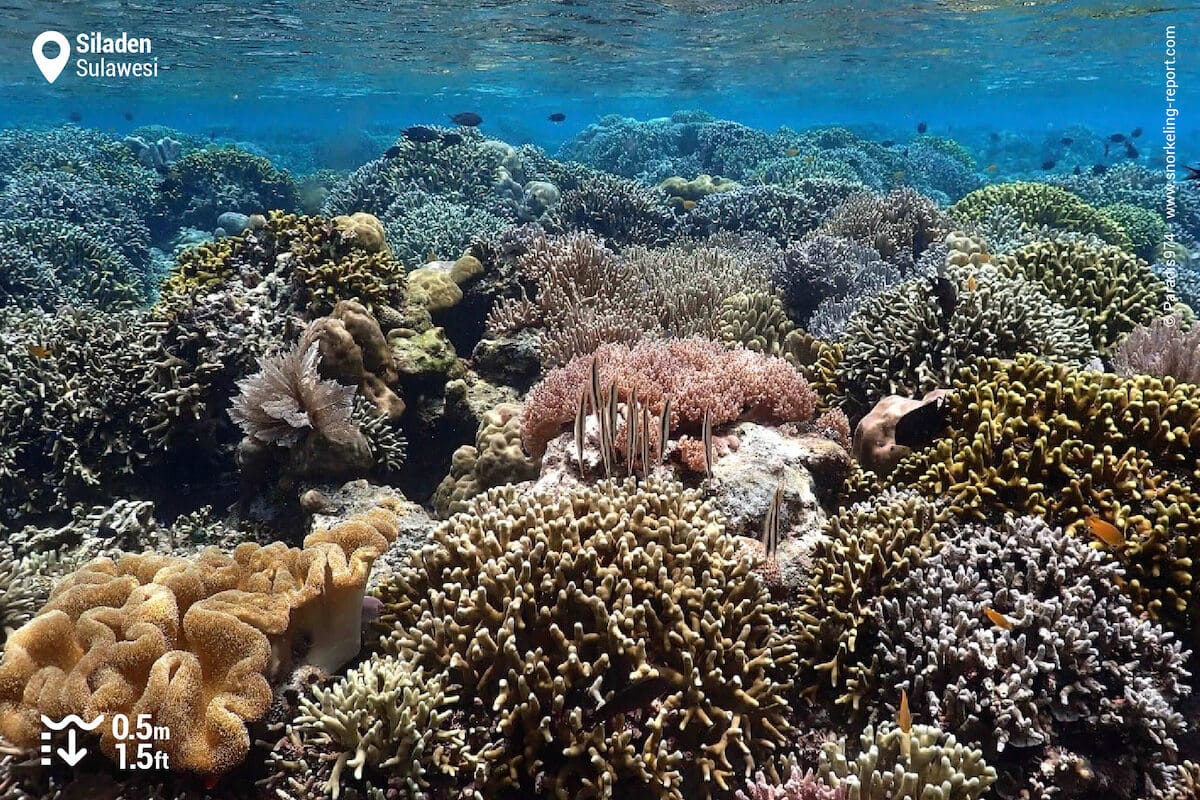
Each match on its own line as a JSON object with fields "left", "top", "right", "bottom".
{"left": 1, "top": 0, "right": 1197, "bottom": 156}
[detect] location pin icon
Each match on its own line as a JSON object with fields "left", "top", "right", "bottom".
{"left": 32, "top": 31, "right": 70, "bottom": 84}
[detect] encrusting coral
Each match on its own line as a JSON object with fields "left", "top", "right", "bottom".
{"left": 819, "top": 723, "right": 996, "bottom": 800}
{"left": 374, "top": 478, "right": 796, "bottom": 800}
{"left": 0, "top": 501, "right": 402, "bottom": 775}
{"left": 872, "top": 514, "right": 1189, "bottom": 799}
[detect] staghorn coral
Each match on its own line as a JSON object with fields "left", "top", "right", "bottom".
{"left": 820, "top": 723, "right": 995, "bottom": 800}
{"left": 951, "top": 182, "right": 1132, "bottom": 249}
{"left": 873, "top": 514, "right": 1189, "bottom": 799}
{"left": 791, "top": 491, "right": 942, "bottom": 711}
{"left": 383, "top": 191, "right": 509, "bottom": 267}
{"left": 521, "top": 337, "right": 817, "bottom": 458}
{"left": 885, "top": 354, "right": 1200, "bottom": 632}
{"left": 229, "top": 322, "right": 359, "bottom": 448}
{"left": 0, "top": 502, "right": 401, "bottom": 775}
{"left": 829, "top": 257, "right": 1096, "bottom": 416}
{"left": 376, "top": 478, "right": 796, "bottom": 800}
{"left": 1102, "top": 201, "right": 1168, "bottom": 260}
{"left": 817, "top": 187, "right": 953, "bottom": 271}
{"left": 290, "top": 654, "right": 464, "bottom": 799}
{"left": 736, "top": 767, "right": 843, "bottom": 800}
{"left": 770, "top": 234, "right": 899, "bottom": 335}
{"left": 543, "top": 169, "right": 675, "bottom": 246}
{"left": 996, "top": 237, "right": 1171, "bottom": 351}
{"left": 1111, "top": 313, "right": 1200, "bottom": 383}
{"left": 0, "top": 547, "right": 49, "bottom": 642}
{"left": 431, "top": 402, "right": 537, "bottom": 518}
{"left": 682, "top": 182, "right": 857, "bottom": 245}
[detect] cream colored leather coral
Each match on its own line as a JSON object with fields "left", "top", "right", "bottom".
{"left": 0, "top": 501, "right": 400, "bottom": 775}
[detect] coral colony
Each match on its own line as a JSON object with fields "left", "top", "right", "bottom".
{"left": 0, "top": 111, "right": 1198, "bottom": 800}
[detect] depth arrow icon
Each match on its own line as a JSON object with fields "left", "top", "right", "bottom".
{"left": 57, "top": 728, "right": 87, "bottom": 766}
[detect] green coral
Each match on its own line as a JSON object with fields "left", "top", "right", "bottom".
{"left": 0, "top": 219, "right": 144, "bottom": 310}
{"left": 886, "top": 354, "right": 1200, "bottom": 632}
{"left": 951, "top": 182, "right": 1132, "bottom": 249}
{"left": 152, "top": 146, "right": 299, "bottom": 232}
{"left": 996, "top": 237, "right": 1170, "bottom": 350}
{"left": 1101, "top": 201, "right": 1167, "bottom": 260}
{"left": 376, "top": 478, "right": 795, "bottom": 800}
{"left": 718, "top": 291, "right": 797, "bottom": 356}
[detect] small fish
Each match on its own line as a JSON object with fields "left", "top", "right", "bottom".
{"left": 932, "top": 275, "right": 957, "bottom": 321}
{"left": 893, "top": 396, "right": 948, "bottom": 449}
{"left": 574, "top": 392, "right": 587, "bottom": 473}
{"left": 1125, "top": 141, "right": 1139, "bottom": 159}
{"left": 803, "top": 154, "right": 816, "bottom": 165}
{"left": 1092, "top": 163, "right": 1108, "bottom": 176}
{"left": 589, "top": 356, "right": 601, "bottom": 416}
{"left": 68, "top": 111, "right": 82, "bottom": 123}
{"left": 916, "top": 121, "right": 927, "bottom": 134}
{"left": 1110, "top": 133, "right": 1126, "bottom": 143}
{"left": 26, "top": 344, "right": 51, "bottom": 359}
{"left": 123, "top": 111, "right": 134, "bottom": 121}
{"left": 784, "top": 147, "right": 800, "bottom": 157}
{"left": 589, "top": 676, "right": 676, "bottom": 725}
{"left": 1060, "top": 137, "right": 1074, "bottom": 146}
{"left": 450, "top": 111, "right": 482, "bottom": 127}
{"left": 1040, "top": 159, "right": 1056, "bottom": 171}
{"left": 989, "top": 131, "right": 1000, "bottom": 142}
{"left": 441, "top": 132, "right": 464, "bottom": 146}
{"left": 548, "top": 112, "right": 566, "bottom": 122}
{"left": 701, "top": 410, "right": 713, "bottom": 478}
{"left": 1131, "top": 127, "right": 1143, "bottom": 138}
{"left": 967, "top": 274, "right": 977, "bottom": 292}
{"left": 893, "top": 170, "right": 906, "bottom": 182}
{"left": 659, "top": 397, "right": 672, "bottom": 463}
{"left": 383, "top": 144, "right": 404, "bottom": 159}
{"left": 881, "top": 139, "right": 895, "bottom": 147}
{"left": 402, "top": 125, "right": 441, "bottom": 143}
{"left": 985, "top": 163, "right": 998, "bottom": 173}
{"left": 984, "top": 607, "right": 1014, "bottom": 630}
{"left": 761, "top": 484, "right": 784, "bottom": 560}
{"left": 1074, "top": 165, "right": 1081, "bottom": 176}
{"left": 1087, "top": 516, "right": 1126, "bottom": 548}
{"left": 681, "top": 199, "right": 697, "bottom": 211}
{"left": 1185, "top": 165, "right": 1200, "bottom": 181}
{"left": 628, "top": 389, "right": 640, "bottom": 475}
{"left": 898, "top": 689, "right": 912, "bottom": 733}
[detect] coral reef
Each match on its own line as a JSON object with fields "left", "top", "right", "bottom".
{"left": 951, "top": 182, "right": 1132, "bottom": 249}
{"left": 1111, "top": 313, "right": 1200, "bottom": 383}
{"left": 817, "top": 187, "right": 952, "bottom": 271}
{"left": 375, "top": 478, "right": 795, "bottom": 799}
{"left": 152, "top": 146, "right": 299, "bottom": 234}
{"left": 431, "top": 402, "right": 537, "bottom": 517}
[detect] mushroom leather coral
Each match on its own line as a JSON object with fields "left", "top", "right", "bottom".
{"left": 0, "top": 501, "right": 401, "bottom": 775}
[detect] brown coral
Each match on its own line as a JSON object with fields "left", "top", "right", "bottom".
{"left": 0, "top": 502, "right": 401, "bottom": 775}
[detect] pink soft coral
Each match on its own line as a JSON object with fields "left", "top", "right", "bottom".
{"left": 736, "top": 767, "right": 844, "bottom": 800}
{"left": 522, "top": 337, "right": 817, "bottom": 458}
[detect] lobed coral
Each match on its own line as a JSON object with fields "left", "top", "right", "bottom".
{"left": 376, "top": 478, "right": 796, "bottom": 800}
{"left": 521, "top": 337, "right": 817, "bottom": 458}
{"left": 431, "top": 402, "right": 537, "bottom": 518}
{"left": 0, "top": 502, "right": 401, "bottom": 774}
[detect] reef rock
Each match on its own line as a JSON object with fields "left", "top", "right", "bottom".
{"left": 853, "top": 389, "right": 948, "bottom": 475}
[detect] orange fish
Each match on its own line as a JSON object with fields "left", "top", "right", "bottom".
{"left": 898, "top": 689, "right": 912, "bottom": 733}
{"left": 967, "top": 275, "right": 978, "bottom": 292}
{"left": 984, "top": 607, "right": 1013, "bottom": 630}
{"left": 785, "top": 147, "right": 800, "bottom": 157}
{"left": 1087, "top": 516, "right": 1126, "bottom": 548}
{"left": 26, "top": 345, "right": 51, "bottom": 359}
{"left": 986, "top": 163, "right": 999, "bottom": 173}
{"left": 681, "top": 199, "right": 698, "bottom": 211}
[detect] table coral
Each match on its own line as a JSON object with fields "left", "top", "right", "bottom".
{"left": 375, "top": 478, "right": 795, "bottom": 800}
{"left": 0, "top": 501, "right": 401, "bottom": 775}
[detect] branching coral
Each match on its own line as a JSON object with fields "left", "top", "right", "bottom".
{"left": 375, "top": 478, "right": 796, "bottom": 800}
{"left": 152, "top": 146, "right": 299, "bottom": 233}
{"left": 0, "top": 502, "right": 401, "bottom": 775}
{"left": 817, "top": 187, "right": 953, "bottom": 271}
{"left": 829, "top": 256, "right": 1096, "bottom": 416}
{"left": 770, "top": 234, "right": 899, "bottom": 335}
{"left": 736, "top": 767, "right": 843, "bottom": 800}
{"left": 291, "top": 654, "right": 464, "bottom": 799}
{"left": 718, "top": 292, "right": 797, "bottom": 356}
{"left": 995, "top": 237, "right": 1172, "bottom": 351}
{"left": 791, "top": 491, "right": 943, "bottom": 711}
{"left": 1111, "top": 313, "right": 1200, "bottom": 383}
{"left": 951, "top": 182, "right": 1132, "bottom": 249}
{"left": 682, "top": 182, "right": 857, "bottom": 245}
{"left": 872, "top": 514, "right": 1189, "bottom": 799}
{"left": 886, "top": 354, "right": 1200, "bottom": 632}
{"left": 521, "top": 337, "right": 817, "bottom": 458}
{"left": 1101, "top": 202, "right": 1167, "bottom": 260}
{"left": 543, "top": 169, "right": 675, "bottom": 246}
{"left": 820, "top": 723, "right": 995, "bottom": 800}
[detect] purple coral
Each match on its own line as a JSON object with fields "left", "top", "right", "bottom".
{"left": 736, "top": 767, "right": 843, "bottom": 800}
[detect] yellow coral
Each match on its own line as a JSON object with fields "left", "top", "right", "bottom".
{"left": 0, "top": 502, "right": 401, "bottom": 775}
